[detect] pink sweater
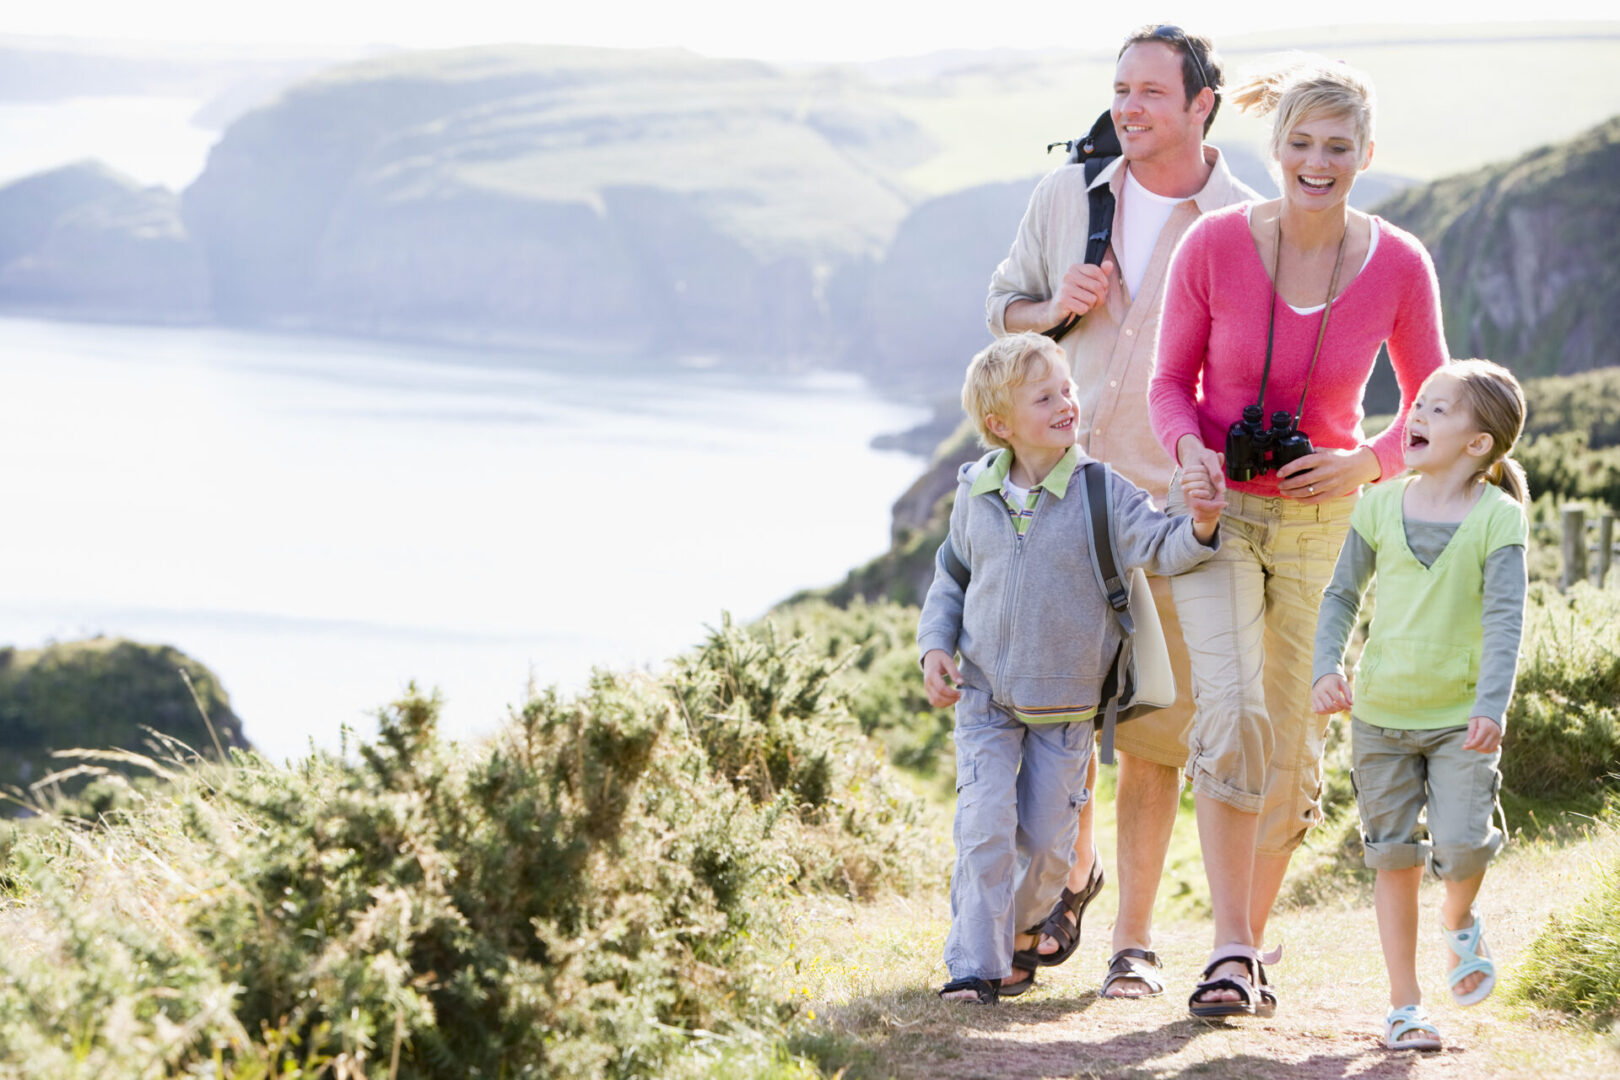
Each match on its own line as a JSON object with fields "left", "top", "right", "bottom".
{"left": 1148, "top": 205, "right": 1446, "bottom": 497}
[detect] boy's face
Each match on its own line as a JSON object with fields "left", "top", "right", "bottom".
{"left": 988, "top": 359, "right": 1079, "bottom": 458}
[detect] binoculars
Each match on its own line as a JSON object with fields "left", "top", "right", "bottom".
{"left": 1224, "top": 405, "right": 1314, "bottom": 483}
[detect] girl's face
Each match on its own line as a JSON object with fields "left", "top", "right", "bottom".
{"left": 1277, "top": 111, "right": 1369, "bottom": 213}
{"left": 1405, "top": 373, "right": 1487, "bottom": 473}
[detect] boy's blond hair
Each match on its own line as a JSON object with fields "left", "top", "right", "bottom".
{"left": 962, "top": 333, "right": 1068, "bottom": 451}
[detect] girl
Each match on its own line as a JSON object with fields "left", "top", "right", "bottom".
{"left": 1311, "top": 359, "right": 1529, "bottom": 1051}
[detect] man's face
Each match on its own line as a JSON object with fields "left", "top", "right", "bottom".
{"left": 1112, "top": 41, "right": 1206, "bottom": 166}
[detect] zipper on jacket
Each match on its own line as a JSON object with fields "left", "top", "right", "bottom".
{"left": 991, "top": 487, "right": 1048, "bottom": 692}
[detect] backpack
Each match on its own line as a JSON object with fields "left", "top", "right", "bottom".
{"left": 1042, "top": 110, "right": 1121, "bottom": 343}
{"left": 936, "top": 458, "right": 1175, "bottom": 766}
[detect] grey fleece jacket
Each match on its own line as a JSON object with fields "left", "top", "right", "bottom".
{"left": 917, "top": 448, "right": 1216, "bottom": 716}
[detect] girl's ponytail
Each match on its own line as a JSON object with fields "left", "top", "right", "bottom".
{"left": 1485, "top": 454, "right": 1529, "bottom": 505}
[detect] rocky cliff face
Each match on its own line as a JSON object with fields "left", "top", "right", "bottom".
{"left": 1377, "top": 114, "right": 1620, "bottom": 379}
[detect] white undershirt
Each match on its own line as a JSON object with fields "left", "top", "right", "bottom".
{"left": 1244, "top": 203, "right": 1380, "bottom": 314}
{"left": 1118, "top": 168, "right": 1182, "bottom": 300}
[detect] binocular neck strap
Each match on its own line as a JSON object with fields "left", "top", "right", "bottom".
{"left": 1254, "top": 215, "right": 1352, "bottom": 422}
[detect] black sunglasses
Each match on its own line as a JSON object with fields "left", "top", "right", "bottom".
{"left": 1150, "top": 24, "right": 1213, "bottom": 95}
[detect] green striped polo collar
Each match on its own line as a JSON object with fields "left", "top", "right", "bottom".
{"left": 970, "top": 446, "right": 1080, "bottom": 499}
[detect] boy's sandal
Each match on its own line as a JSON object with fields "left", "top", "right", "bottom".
{"left": 1442, "top": 911, "right": 1497, "bottom": 1007}
{"left": 938, "top": 976, "right": 1000, "bottom": 1005}
{"left": 1101, "top": 948, "right": 1165, "bottom": 998}
{"left": 1018, "top": 853, "right": 1105, "bottom": 970}
{"left": 1383, "top": 1004, "right": 1442, "bottom": 1051}
{"left": 1188, "top": 945, "right": 1260, "bottom": 1019}
{"left": 999, "top": 956, "right": 1038, "bottom": 999}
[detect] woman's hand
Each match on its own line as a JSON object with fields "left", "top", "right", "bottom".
{"left": 1276, "top": 446, "right": 1381, "bottom": 503}
{"left": 1311, "top": 673, "right": 1352, "bottom": 715}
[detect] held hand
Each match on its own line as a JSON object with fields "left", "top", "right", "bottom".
{"left": 1052, "top": 259, "right": 1114, "bottom": 321}
{"left": 1276, "top": 446, "right": 1381, "bottom": 502}
{"left": 1181, "top": 459, "right": 1228, "bottom": 524}
{"left": 1462, "top": 715, "right": 1503, "bottom": 753}
{"left": 922, "top": 649, "right": 963, "bottom": 708}
{"left": 1311, "top": 673, "right": 1353, "bottom": 715}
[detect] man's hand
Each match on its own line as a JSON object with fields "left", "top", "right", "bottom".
{"left": 1312, "top": 673, "right": 1352, "bottom": 715}
{"left": 1050, "top": 258, "right": 1115, "bottom": 323}
{"left": 1462, "top": 715, "right": 1503, "bottom": 753}
{"left": 922, "top": 649, "right": 963, "bottom": 708}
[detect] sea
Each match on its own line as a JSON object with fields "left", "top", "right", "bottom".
{"left": 0, "top": 315, "right": 926, "bottom": 760}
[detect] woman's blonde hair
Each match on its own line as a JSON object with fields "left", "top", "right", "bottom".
{"left": 1431, "top": 359, "right": 1530, "bottom": 504}
{"left": 1228, "top": 53, "right": 1375, "bottom": 167}
{"left": 962, "top": 333, "right": 1067, "bottom": 451}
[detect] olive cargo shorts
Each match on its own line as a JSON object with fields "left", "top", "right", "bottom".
{"left": 1169, "top": 486, "right": 1355, "bottom": 855}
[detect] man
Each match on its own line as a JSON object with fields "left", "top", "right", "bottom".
{"left": 985, "top": 24, "right": 1258, "bottom": 999}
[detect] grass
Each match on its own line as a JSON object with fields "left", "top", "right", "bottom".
{"left": 775, "top": 776, "right": 1620, "bottom": 1079}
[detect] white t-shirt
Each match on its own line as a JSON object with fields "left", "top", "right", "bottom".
{"left": 1118, "top": 168, "right": 1183, "bottom": 300}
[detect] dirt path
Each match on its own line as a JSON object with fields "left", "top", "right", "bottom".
{"left": 790, "top": 826, "right": 1620, "bottom": 1079}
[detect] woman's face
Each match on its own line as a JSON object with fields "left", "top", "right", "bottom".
{"left": 1276, "top": 111, "right": 1370, "bottom": 213}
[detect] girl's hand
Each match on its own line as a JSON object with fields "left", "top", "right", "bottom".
{"left": 922, "top": 649, "right": 963, "bottom": 708}
{"left": 1462, "top": 715, "right": 1503, "bottom": 753}
{"left": 1311, "top": 673, "right": 1353, "bottom": 714}
{"left": 1276, "top": 446, "right": 1381, "bottom": 503}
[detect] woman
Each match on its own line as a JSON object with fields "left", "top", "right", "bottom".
{"left": 1146, "top": 55, "right": 1446, "bottom": 1018}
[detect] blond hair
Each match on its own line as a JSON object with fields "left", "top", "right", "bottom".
{"left": 1229, "top": 53, "right": 1375, "bottom": 168}
{"left": 962, "top": 333, "right": 1067, "bottom": 451}
{"left": 1432, "top": 359, "right": 1529, "bottom": 503}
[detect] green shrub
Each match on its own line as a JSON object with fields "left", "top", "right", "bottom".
{"left": 1503, "top": 583, "right": 1620, "bottom": 800}
{"left": 1511, "top": 840, "right": 1620, "bottom": 1024}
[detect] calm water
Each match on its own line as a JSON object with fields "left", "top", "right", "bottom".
{"left": 0, "top": 316, "right": 926, "bottom": 759}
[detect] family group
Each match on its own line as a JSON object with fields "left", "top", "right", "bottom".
{"left": 916, "top": 25, "right": 1529, "bottom": 1053}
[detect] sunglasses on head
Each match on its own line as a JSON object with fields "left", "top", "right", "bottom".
{"left": 1150, "top": 24, "right": 1212, "bottom": 94}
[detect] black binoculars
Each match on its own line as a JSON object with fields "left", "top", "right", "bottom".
{"left": 1224, "top": 405, "right": 1314, "bottom": 482}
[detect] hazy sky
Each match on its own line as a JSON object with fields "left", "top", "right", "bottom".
{"left": 8, "top": 1, "right": 1618, "bottom": 60}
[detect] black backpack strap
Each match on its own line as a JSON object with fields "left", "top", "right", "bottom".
{"left": 1043, "top": 169, "right": 1116, "bottom": 345}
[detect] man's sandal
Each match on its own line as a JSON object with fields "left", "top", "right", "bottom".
{"left": 1442, "top": 910, "right": 1497, "bottom": 1007}
{"left": 1383, "top": 1004, "right": 1442, "bottom": 1051}
{"left": 1014, "top": 853, "right": 1105, "bottom": 970}
{"left": 1101, "top": 948, "right": 1165, "bottom": 998}
{"left": 1188, "top": 945, "right": 1261, "bottom": 1019}
{"left": 938, "top": 976, "right": 1000, "bottom": 1004}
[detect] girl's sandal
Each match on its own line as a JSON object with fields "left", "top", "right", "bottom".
{"left": 1442, "top": 910, "right": 1497, "bottom": 1007}
{"left": 1384, "top": 1004, "right": 1442, "bottom": 1051}
{"left": 938, "top": 976, "right": 1000, "bottom": 1005}
{"left": 1188, "top": 945, "right": 1260, "bottom": 1019}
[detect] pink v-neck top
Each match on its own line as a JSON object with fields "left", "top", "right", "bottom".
{"left": 1148, "top": 203, "right": 1447, "bottom": 496}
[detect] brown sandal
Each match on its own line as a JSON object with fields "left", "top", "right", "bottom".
{"left": 1101, "top": 948, "right": 1165, "bottom": 998}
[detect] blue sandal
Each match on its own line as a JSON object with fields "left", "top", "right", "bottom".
{"left": 1442, "top": 911, "right": 1497, "bottom": 1007}
{"left": 1384, "top": 1004, "right": 1442, "bottom": 1051}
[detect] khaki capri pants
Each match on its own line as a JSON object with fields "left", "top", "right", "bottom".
{"left": 1167, "top": 483, "right": 1355, "bottom": 855}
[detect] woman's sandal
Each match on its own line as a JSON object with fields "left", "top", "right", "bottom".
{"left": 1442, "top": 910, "right": 1497, "bottom": 1007}
{"left": 1383, "top": 1004, "right": 1442, "bottom": 1051}
{"left": 1013, "top": 853, "right": 1105, "bottom": 971}
{"left": 938, "top": 976, "right": 1000, "bottom": 1005}
{"left": 1254, "top": 945, "right": 1282, "bottom": 1018}
{"left": 1188, "top": 945, "right": 1261, "bottom": 1019}
{"left": 1101, "top": 948, "right": 1165, "bottom": 998}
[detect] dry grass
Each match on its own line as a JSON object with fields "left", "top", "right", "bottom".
{"left": 777, "top": 800, "right": 1620, "bottom": 1079}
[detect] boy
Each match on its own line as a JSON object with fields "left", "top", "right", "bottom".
{"left": 919, "top": 332, "right": 1226, "bottom": 1003}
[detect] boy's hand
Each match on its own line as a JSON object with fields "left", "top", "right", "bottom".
{"left": 922, "top": 649, "right": 963, "bottom": 708}
{"left": 1181, "top": 459, "right": 1227, "bottom": 542}
{"left": 1462, "top": 715, "right": 1503, "bottom": 753}
{"left": 1311, "top": 673, "right": 1352, "bottom": 715}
